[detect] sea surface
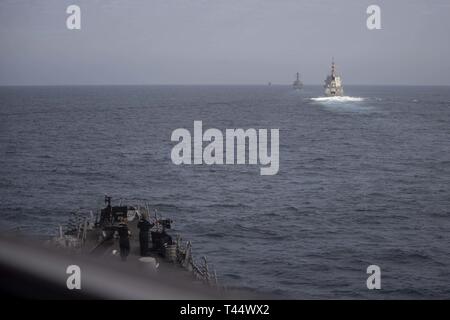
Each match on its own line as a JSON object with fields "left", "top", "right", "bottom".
{"left": 1, "top": 85, "right": 450, "bottom": 299}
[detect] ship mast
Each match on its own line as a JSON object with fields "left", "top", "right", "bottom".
{"left": 296, "top": 72, "right": 300, "bottom": 81}
{"left": 331, "top": 57, "right": 336, "bottom": 78}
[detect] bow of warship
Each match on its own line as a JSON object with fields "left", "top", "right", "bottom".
{"left": 324, "top": 58, "right": 344, "bottom": 97}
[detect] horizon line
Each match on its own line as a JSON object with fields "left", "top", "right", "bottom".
{"left": 1, "top": 83, "right": 449, "bottom": 87}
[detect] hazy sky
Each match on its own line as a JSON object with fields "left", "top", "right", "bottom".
{"left": 1, "top": 0, "right": 450, "bottom": 85}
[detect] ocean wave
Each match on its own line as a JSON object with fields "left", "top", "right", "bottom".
{"left": 310, "top": 96, "right": 364, "bottom": 102}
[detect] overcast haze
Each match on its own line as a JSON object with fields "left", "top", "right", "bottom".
{"left": 1, "top": 0, "right": 450, "bottom": 85}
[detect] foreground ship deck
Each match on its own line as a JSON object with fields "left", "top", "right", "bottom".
{"left": 0, "top": 197, "right": 269, "bottom": 299}
{"left": 52, "top": 196, "right": 218, "bottom": 286}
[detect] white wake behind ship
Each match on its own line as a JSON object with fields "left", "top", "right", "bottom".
{"left": 311, "top": 96, "right": 363, "bottom": 102}
{"left": 324, "top": 58, "right": 344, "bottom": 97}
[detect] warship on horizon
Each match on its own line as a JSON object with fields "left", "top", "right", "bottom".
{"left": 292, "top": 72, "right": 303, "bottom": 90}
{"left": 324, "top": 59, "right": 344, "bottom": 97}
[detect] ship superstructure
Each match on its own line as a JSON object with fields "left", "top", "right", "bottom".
{"left": 324, "top": 59, "right": 344, "bottom": 97}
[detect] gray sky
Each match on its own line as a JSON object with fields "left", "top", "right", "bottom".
{"left": 1, "top": 0, "right": 450, "bottom": 85}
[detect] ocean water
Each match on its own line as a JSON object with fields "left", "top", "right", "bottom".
{"left": 1, "top": 85, "right": 450, "bottom": 299}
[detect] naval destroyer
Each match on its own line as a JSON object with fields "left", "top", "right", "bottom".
{"left": 292, "top": 72, "right": 303, "bottom": 90}
{"left": 324, "top": 59, "right": 344, "bottom": 96}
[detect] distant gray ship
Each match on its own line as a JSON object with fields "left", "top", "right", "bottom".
{"left": 292, "top": 72, "right": 303, "bottom": 90}
{"left": 324, "top": 59, "right": 344, "bottom": 96}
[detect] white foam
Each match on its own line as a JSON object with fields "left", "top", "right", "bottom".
{"left": 310, "top": 96, "right": 364, "bottom": 102}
